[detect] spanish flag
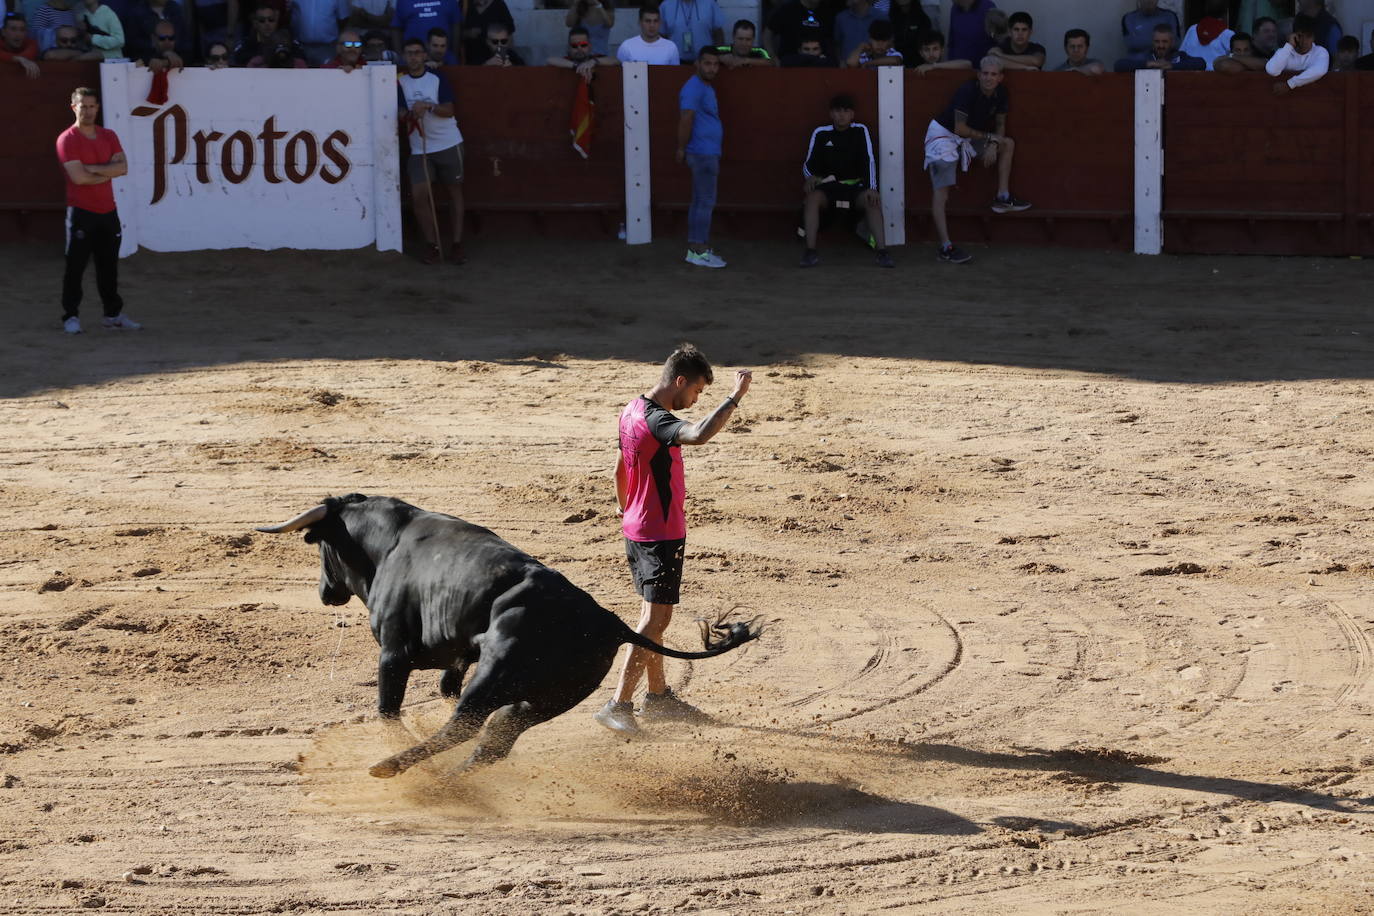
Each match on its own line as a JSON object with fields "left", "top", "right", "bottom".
{"left": 570, "top": 79, "right": 594, "bottom": 160}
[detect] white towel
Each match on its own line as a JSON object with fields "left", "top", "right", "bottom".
{"left": 923, "top": 119, "right": 974, "bottom": 172}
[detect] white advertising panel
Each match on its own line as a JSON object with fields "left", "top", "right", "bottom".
{"left": 99, "top": 62, "right": 402, "bottom": 255}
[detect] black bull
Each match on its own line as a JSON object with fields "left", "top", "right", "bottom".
{"left": 257, "top": 494, "right": 761, "bottom": 777}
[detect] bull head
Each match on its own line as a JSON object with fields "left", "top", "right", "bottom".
{"left": 256, "top": 499, "right": 363, "bottom": 606}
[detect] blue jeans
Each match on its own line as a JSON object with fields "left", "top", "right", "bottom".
{"left": 685, "top": 152, "right": 719, "bottom": 246}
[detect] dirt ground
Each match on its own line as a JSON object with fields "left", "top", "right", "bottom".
{"left": 2, "top": 236, "right": 1374, "bottom": 915}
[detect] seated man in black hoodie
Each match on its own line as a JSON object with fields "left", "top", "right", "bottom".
{"left": 798, "top": 93, "right": 893, "bottom": 269}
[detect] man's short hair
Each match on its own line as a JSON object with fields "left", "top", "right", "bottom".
{"left": 1008, "top": 11, "right": 1032, "bottom": 29}
{"left": 661, "top": 344, "right": 713, "bottom": 386}
{"left": 732, "top": 19, "right": 754, "bottom": 36}
{"left": 254, "top": 1, "right": 276, "bottom": 15}
{"left": 363, "top": 28, "right": 387, "bottom": 43}
{"left": 1063, "top": 27, "right": 1088, "bottom": 46}
{"left": 71, "top": 86, "right": 97, "bottom": 105}
{"left": 569, "top": 25, "right": 589, "bottom": 39}
{"left": 868, "top": 19, "right": 894, "bottom": 41}
{"left": 1291, "top": 14, "right": 1316, "bottom": 36}
{"left": 698, "top": 44, "right": 720, "bottom": 59}
{"left": 637, "top": 5, "right": 657, "bottom": 21}
{"left": 917, "top": 29, "right": 945, "bottom": 48}
{"left": 402, "top": 36, "right": 425, "bottom": 50}
{"left": 426, "top": 26, "right": 447, "bottom": 40}
{"left": 1229, "top": 31, "right": 1251, "bottom": 49}
{"left": 1152, "top": 23, "right": 1173, "bottom": 35}
{"left": 4, "top": 11, "right": 26, "bottom": 22}
{"left": 978, "top": 54, "right": 1004, "bottom": 71}
{"left": 486, "top": 21, "right": 510, "bottom": 37}
{"left": 1337, "top": 34, "right": 1359, "bottom": 51}
{"left": 1253, "top": 16, "right": 1276, "bottom": 32}
{"left": 829, "top": 92, "right": 855, "bottom": 111}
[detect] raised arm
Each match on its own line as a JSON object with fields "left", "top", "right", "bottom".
{"left": 675, "top": 370, "right": 751, "bottom": 446}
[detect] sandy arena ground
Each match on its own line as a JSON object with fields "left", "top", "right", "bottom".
{"left": 2, "top": 237, "right": 1373, "bottom": 914}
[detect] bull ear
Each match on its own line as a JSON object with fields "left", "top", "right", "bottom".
{"left": 255, "top": 504, "right": 328, "bottom": 534}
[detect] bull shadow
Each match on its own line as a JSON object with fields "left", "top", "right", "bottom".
{"left": 905, "top": 742, "right": 1373, "bottom": 816}
{"left": 4, "top": 238, "right": 1374, "bottom": 401}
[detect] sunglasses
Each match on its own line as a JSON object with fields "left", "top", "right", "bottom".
{"left": 570, "top": 40, "right": 589, "bottom": 47}
{"left": 157, "top": 34, "right": 175, "bottom": 40}
{"left": 341, "top": 39, "right": 362, "bottom": 47}
{"left": 255, "top": 15, "right": 276, "bottom": 22}
{"left": 488, "top": 37, "right": 509, "bottom": 44}
{"left": 207, "top": 52, "right": 227, "bottom": 60}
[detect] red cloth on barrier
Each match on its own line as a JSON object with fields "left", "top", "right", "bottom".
{"left": 146, "top": 68, "right": 169, "bottom": 105}
{"left": 570, "top": 78, "right": 593, "bottom": 159}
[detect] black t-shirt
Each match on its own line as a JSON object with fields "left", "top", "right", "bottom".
{"left": 889, "top": 1, "right": 930, "bottom": 62}
{"left": 1356, "top": 52, "right": 1374, "bottom": 70}
{"left": 935, "top": 80, "right": 1007, "bottom": 133}
{"left": 766, "top": 0, "right": 836, "bottom": 57}
{"left": 998, "top": 37, "right": 1046, "bottom": 60}
{"left": 781, "top": 50, "right": 835, "bottom": 67}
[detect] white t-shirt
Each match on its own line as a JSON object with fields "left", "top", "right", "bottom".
{"left": 1179, "top": 24, "right": 1234, "bottom": 71}
{"left": 616, "top": 34, "right": 680, "bottom": 64}
{"left": 397, "top": 70, "right": 463, "bottom": 155}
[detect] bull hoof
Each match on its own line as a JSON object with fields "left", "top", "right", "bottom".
{"left": 369, "top": 758, "right": 402, "bottom": 778}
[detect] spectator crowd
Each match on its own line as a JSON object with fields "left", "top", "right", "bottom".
{"left": 1, "top": 0, "right": 1364, "bottom": 80}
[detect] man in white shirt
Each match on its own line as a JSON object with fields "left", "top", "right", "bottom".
{"left": 1178, "top": 0, "right": 1232, "bottom": 70}
{"left": 1266, "top": 13, "right": 1329, "bottom": 94}
{"left": 617, "top": 5, "right": 679, "bottom": 64}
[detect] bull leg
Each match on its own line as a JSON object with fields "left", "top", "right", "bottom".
{"left": 369, "top": 666, "right": 509, "bottom": 778}
{"left": 456, "top": 701, "right": 553, "bottom": 772}
{"left": 438, "top": 660, "right": 469, "bottom": 699}
{"left": 377, "top": 650, "right": 412, "bottom": 720}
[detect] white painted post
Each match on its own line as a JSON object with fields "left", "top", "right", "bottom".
{"left": 621, "top": 61, "right": 652, "bottom": 244}
{"left": 1133, "top": 69, "right": 1163, "bottom": 255}
{"left": 100, "top": 61, "right": 140, "bottom": 258}
{"left": 367, "top": 62, "right": 403, "bottom": 253}
{"left": 876, "top": 67, "right": 905, "bottom": 247}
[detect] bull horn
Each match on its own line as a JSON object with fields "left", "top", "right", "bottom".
{"left": 255, "top": 504, "right": 328, "bottom": 534}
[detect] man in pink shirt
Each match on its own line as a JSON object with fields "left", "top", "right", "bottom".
{"left": 595, "top": 344, "right": 752, "bottom": 734}
{"left": 56, "top": 87, "right": 140, "bottom": 334}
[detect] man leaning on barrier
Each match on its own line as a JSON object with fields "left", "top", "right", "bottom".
{"left": 923, "top": 55, "right": 1031, "bottom": 266}
{"left": 1113, "top": 22, "right": 1203, "bottom": 72}
{"left": 1267, "top": 13, "right": 1329, "bottom": 94}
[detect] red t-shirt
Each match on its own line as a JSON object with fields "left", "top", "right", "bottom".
{"left": 0, "top": 37, "right": 39, "bottom": 61}
{"left": 55, "top": 125, "right": 123, "bottom": 214}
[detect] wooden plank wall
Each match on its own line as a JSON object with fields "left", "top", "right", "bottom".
{"left": 3, "top": 65, "right": 1370, "bottom": 254}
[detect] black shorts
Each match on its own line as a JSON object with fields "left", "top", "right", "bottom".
{"left": 625, "top": 537, "right": 685, "bottom": 605}
{"left": 819, "top": 182, "right": 865, "bottom": 209}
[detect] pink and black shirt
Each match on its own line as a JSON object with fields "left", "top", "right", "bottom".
{"left": 619, "top": 395, "right": 688, "bottom": 543}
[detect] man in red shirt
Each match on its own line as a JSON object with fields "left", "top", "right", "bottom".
{"left": 594, "top": 344, "right": 752, "bottom": 734}
{"left": 1, "top": 12, "right": 41, "bottom": 78}
{"left": 55, "top": 87, "right": 140, "bottom": 334}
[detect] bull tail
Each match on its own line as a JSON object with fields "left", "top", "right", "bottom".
{"left": 616, "top": 610, "right": 764, "bottom": 659}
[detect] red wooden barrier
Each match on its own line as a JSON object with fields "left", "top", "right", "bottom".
{"left": 1163, "top": 72, "right": 1357, "bottom": 256}
{"left": 905, "top": 70, "right": 1134, "bottom": 250}
{"left": 0, "top": 61, "right": 101, "bottom": 241}
{"left": 3, "top": 65, "right": 1371, "bottom": 254}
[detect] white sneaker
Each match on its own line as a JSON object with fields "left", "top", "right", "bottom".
{"left": 102, "top": 314, "right": 142, "bottom": 330}
{"left": 685, "top": 249, "right": 725, "bottom": 269}
{"left": 63, "top": 317, "right": 82, "bottom": 334}
{"left": 703, "top": 250, "right": 727, "bottom": 268}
